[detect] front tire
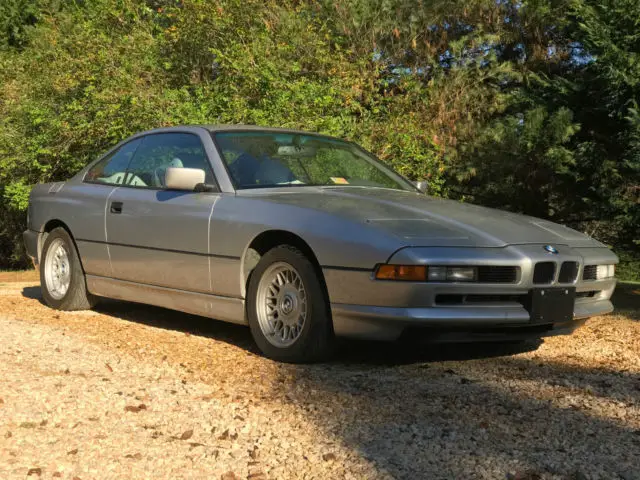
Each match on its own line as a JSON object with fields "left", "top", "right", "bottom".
{"left": 40, "top": 227, "right": 96, "bottom": 311}
{"left": 247, "top": 245, "right": 333, "bottom": 363}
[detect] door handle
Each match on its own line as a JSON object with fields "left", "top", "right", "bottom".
{"left": 110, "top": 201, "right": 123, "bottom": 214}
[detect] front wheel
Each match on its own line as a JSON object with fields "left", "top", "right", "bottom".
{"left": 40, "top": 227, "right": 96, "bottom": 311}
{"left": 247, "top": 245, "right": 333, "bottom": 363}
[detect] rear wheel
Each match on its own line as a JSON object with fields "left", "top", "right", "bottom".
{"left": 247, "top": 245, "right": 333, "bottom": 363}
{"left": 40, "top": 227, "right": 96, "bottom": 311}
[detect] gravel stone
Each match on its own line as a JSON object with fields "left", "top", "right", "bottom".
{"left": 0, "top": 282, "right": 638, "bottom": 479}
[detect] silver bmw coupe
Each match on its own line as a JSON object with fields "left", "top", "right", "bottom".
{"left": 24, "top": 126, "right": 618, "bottom": 362}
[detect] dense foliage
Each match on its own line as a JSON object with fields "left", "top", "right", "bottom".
{"left": 0, "top": 0, "right": 638, "bottom": 277}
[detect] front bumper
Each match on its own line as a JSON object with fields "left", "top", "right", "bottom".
{"left": 325, "top": 244, "right": 618, "bottom": 341}
{"left": 330, "top": 297, "right": 613, "bottom": 341}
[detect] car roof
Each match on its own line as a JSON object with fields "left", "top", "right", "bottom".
{"left": 204, "top": 124, "right": 322, "bottom": 135}
{"left": 135, "top": 124, "right": 342, "bottom": 140}
{"left": 206, "top": 125, "right": 350, "bottom": 144}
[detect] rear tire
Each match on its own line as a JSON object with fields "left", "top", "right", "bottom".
{"left": 247, "top": 245, "right": 333, "bottom": 363}
{"left": 40, "top": 227, "right": 97, "bottom": 311}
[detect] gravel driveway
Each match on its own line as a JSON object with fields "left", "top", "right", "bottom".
{"left": 0, "top": 281, "right": 638, "bottom": 480}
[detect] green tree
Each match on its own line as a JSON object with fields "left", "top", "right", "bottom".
{"left": 0, "top": 0, "right": 42, "bottom": 49}
{"left": 0, "top": 0, "right": 637, "bottom": 277}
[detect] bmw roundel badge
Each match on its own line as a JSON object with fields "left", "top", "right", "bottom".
{"left": 544, "top": 245, "right": 559, "bottom": 254}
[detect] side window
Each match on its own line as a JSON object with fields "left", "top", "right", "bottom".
{"left": 84, "top": 139, "right": 142, "bottom": 185}
{"left": 124, "top": 133, "right": 214, "bottom": 188}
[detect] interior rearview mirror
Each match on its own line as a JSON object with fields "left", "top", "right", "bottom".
{"left": 165, "top": 167, "right": 206, "bottom": 191}
{"left": 413, "top": 180, "right": 428, "bottom": 193}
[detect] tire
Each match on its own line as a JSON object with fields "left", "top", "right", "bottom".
{"left": 247, "top": 245, "right": 334, "bottom": 363}
{"left": 40, "top": 227, "right": 97, "bottom": 311}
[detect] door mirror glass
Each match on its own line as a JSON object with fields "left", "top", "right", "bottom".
{"left": 413, "top": 180, "right": 428, "bottom": 193}
{"left": 164, "top": 167, "right": 206, "bottom": 191}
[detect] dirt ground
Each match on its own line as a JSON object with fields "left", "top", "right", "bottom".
{"left": 0, "top": 279, "right": 638, "bottom": 480}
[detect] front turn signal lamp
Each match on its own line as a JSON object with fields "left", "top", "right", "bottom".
{"left": 375, "top": 264, "right": 427, "bottom": 281}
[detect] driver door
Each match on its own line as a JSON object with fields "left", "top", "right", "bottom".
{"left": 106, "top": 132, "right": 219, "bottom": 293}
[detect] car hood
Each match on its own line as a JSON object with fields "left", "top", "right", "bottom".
{"left": 246, "top": 187, "right": 604, "bottom": 248}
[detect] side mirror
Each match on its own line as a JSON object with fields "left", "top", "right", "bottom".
{"left": 165, "top": 167, "right": 206, "bottom": 191}
{"left": 413, "top": 180, "right": 428, "bottom": 193}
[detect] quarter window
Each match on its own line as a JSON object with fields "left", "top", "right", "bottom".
{"left": 124, "top": 133, "right": 214, "bottom": 188}
{"left": 84, "top": 139, "right": 142, "bottom": 185}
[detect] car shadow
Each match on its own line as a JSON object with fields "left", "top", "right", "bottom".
{"left": 21, "top": 284, "right": 260, "bottom": 352}
{"left": 21, "top": 282, "right": 638, "bottom": 363}
{"left": 21, "top": 285, "right": 543, "bottom": 365}
{"left": 20, "top": 283, "right": 638, "bottom": 366}
{"left": 21, "top": 285, "right": 45, "bottom": 301}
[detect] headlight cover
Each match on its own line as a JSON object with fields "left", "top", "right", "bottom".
{"left": 596, "top": 264, "right": 615, "bottom": 280}
{"left": 428, "top": 266, "right": 477, "bottom": 282}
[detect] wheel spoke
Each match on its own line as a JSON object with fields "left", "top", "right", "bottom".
{"left": 255, "top": 261, "right": 309, "bottom": 348}
{"left": 44, "top": 240, "right": 72, "bottom": 300}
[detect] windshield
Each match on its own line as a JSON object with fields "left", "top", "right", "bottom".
{"left": 213, "top": 131, "right": 415, "bottom": 191}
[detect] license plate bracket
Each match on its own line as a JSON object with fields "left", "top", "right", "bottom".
{"left": 524, "top": 287, "right": 575, "bottom": 324}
